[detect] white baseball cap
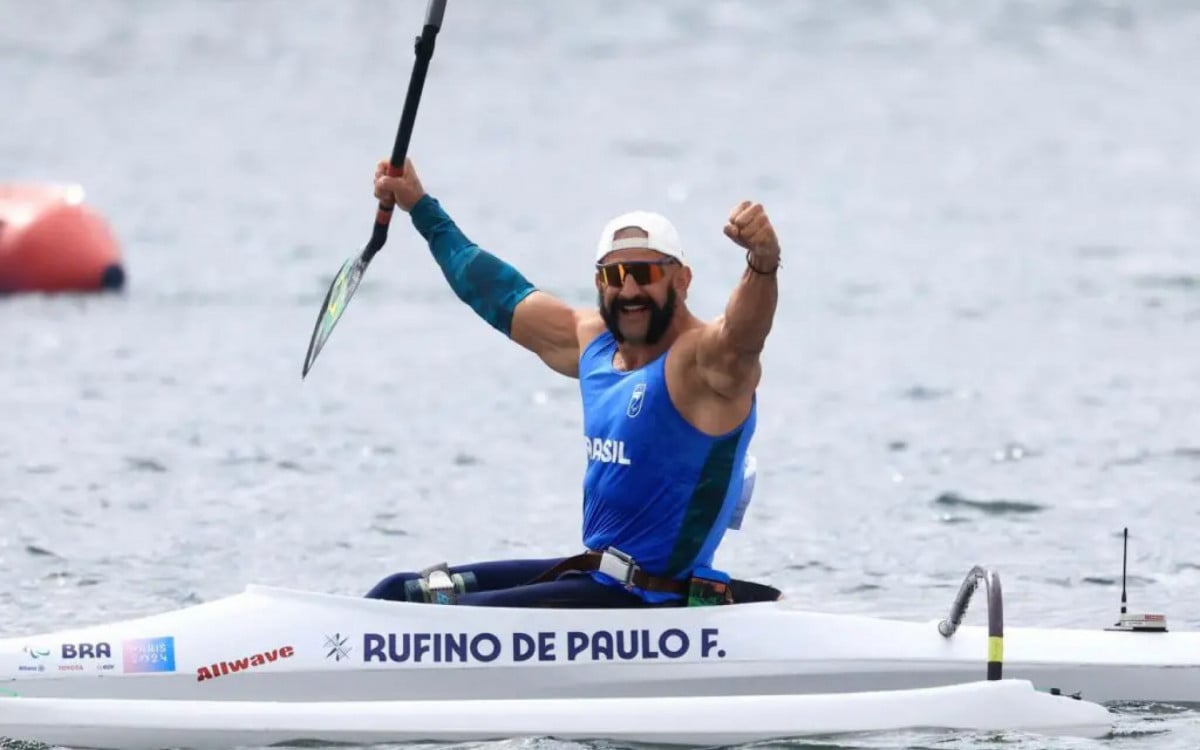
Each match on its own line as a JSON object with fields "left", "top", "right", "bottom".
{"left": 594, "top": 210, "right": 685, "bottom": 264}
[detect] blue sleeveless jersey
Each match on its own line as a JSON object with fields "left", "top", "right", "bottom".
{"left": 578, "top": 330, "right": 757, "bottom": 602}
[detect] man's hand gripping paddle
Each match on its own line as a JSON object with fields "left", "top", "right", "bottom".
{"left": 301, "top": 0, "right": 448, "bottom": 379}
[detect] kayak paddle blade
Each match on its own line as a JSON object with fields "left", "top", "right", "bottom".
{"left": 301, "top": 249, "right": 371, "bottom": 378}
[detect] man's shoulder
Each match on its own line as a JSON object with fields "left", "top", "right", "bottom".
{"left": 577, "top": 311, "right": 607, "bottom": 347}
{"left": 667, "top": 316, "right": 718, "bottom": 352}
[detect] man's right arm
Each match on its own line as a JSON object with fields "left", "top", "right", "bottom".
{"left": 409, "top": 193, "right": 588, "bottom": 377}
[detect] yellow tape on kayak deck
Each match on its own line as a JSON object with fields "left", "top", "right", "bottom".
{"left": 988, "top": 636, "right": 1004, "bottom": 663}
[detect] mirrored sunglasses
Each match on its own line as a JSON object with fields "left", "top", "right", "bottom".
{"left": 595, "top": 259, "right": 676, "bottom": 288}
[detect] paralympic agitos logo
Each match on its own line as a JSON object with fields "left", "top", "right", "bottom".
{"left": 196, "top": 645, "right": 295, "bottom": 682}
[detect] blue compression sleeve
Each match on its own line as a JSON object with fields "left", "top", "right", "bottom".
{"left": 409, "top": 194, "right": 536, "bottom": 337}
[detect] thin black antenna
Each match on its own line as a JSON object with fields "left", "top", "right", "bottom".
{"left": 1105, "top": 525, "right": 1167, "bottom": 632}
{"left": 1120, "top": 527, "right": 1128, "bottom": 615}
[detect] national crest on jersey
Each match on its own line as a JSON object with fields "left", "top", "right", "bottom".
{"left": 626, "top": 382, "right": 646, "bottom": 418}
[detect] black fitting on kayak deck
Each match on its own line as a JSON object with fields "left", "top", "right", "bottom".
{"left": 937, "top": 565, "right": 1004, "bottom": 681}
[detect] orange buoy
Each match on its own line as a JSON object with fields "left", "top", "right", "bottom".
{"left": 0, "top": 183, "right": 125, "bottom": 294}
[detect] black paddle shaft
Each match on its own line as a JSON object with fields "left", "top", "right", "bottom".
{"left": 298, "top": 0, "right": 448, "bottom": 380}
{"left": 366, "top": 0, "right": 448, "bottom": 261}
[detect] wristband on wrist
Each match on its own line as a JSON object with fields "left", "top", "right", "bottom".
{"left": 746, "top": 249, "right": 780, "bottom": 276}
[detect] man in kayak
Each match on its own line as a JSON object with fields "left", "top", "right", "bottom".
{"left": 365, "top": 158, "right": 780, "bottom": 608}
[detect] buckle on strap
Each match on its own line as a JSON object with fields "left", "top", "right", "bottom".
{"left": 419, "top": 562, "right": 458, "bottom": 605}
{"left": 597, "top": 547, "right": 638, "bottom": 588}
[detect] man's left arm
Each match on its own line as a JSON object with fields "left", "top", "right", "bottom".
{"left": 694, "top": 201, "right": 781, "bottom": 400}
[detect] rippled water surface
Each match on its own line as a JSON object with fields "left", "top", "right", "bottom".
{"left": 3, "top": 1, "right": 1199, "bottom": 748}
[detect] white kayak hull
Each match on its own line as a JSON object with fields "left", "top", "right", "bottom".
{"left": 2, "top": 583, "right": 1196, "bottom": 705}
{"left": 0, "top": 679, "right": 1111, "bottom": 749}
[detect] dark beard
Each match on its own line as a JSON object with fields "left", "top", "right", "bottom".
{"left": 598, "top": 286, "right": 676, "bottom": 345}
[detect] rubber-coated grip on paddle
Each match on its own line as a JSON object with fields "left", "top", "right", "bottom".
{"left": 375, "top": 163, "right": 405, "bottom": 223}
{"left": 375, "top": 203, "right": 394, "bottom": 225}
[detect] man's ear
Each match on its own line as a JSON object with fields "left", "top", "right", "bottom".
{"left": 675, "top": 265, "right": 693, "bottom": 298}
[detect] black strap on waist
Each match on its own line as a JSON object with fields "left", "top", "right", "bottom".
{"left": 527, "top": 551, "right": 690, "bottom": 596}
